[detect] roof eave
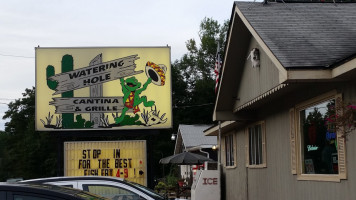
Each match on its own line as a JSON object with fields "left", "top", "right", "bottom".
{"left": 285, "top": 57, "right": 356, "bottom": 82}
{"left": 214, "top": 2, "right": 288, "bottom": 121}
{"left": 214, "top": 2, "right": 356, "bottom": 121}
{"left": 204, "top": 121, "right": 241, "bottom": 136}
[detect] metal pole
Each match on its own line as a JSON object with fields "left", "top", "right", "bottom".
{"left": 218, "top": 121, "right": 222, "bottom": 200}
{"left": 218, "top": 121, "right": 221, "bottom": 171}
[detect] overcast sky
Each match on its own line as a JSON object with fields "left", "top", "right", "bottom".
{"left": 0, "top": 0, "right": 244, "bottom": 131}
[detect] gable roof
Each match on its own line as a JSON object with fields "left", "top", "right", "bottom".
{"left": 213, "top": 2, "right": 356, "bottom": 121}
{"left": 175, "top": 124, "right": 217, "bottom": 152}
{"left": 235, "top": 2, "right": 356, "bottom": 69}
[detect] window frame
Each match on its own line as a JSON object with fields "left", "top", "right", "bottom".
{"left": 245, "top": 121, "right": 267, "bottom": 168}
{"left": 292, "top": 91, "right": 347, "bottom": 182}
{"left": 223, "top": 133, "right": 236, "bottom": 168}
{"left": 82, "top": 184, "right": 139, "bottom": 199}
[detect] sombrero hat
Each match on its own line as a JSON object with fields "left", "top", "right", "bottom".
{"left": 145, "top": 61, "right": 167, "bottom": 86}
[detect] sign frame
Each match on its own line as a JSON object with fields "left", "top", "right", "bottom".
{"left": 64, "top": 140, "right": 147, "bottom": 186}
{"left": 35, "top": 46, "right": 172, "bottom": 131}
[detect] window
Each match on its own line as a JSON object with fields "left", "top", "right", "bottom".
{"left": 82, "top": 184, "right": 140, "bottom": 200}
{"left": 225, "top": 134, "right": 235, "bottom": 167}
{"left": 300, "top": 99, "right": 338, "bottom": 174}
{"left": 0, "top": 192, "right": 5, "bottom": 200}
{"left": 291, "top": 92, "right": 347, "bottom": 181}
{"left": 14, "top": 195, "right": 52, "bottom": 200}
{"left": 246, "top": 121, "right": 266, "bottom": 168}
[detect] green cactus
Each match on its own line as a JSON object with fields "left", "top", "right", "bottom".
{"left": 120, "top": 114, "right": 142, "bottom": 126}
{"left": 61, "top": 55, "right": 74, "bottom": 129}
{"left": 46, "top": 65, "right": 58, "bottom": 90}
{"left": 71, "top": 114, "right": 94, "bottom": 128}
{"left": 45, "top": 54, "right": 94, "bottom": 129}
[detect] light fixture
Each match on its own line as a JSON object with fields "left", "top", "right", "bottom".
{"left": 212, "top": 145, "right": 218, "bottom": 150}
{"left": 171, "top": 134, "right": 177, "bottom": 141}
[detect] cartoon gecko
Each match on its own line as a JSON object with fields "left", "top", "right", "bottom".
{"left": 115, "top": 76, "right": 155, "bottom": 124}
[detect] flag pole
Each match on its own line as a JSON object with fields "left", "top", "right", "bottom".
{"left": 215, "top": 41, "right": 221, "bottom": 94}
{"left": 215, "top": 39, "right": 222, "bottom": 200}
{"left": 215, "top": 40, "right": 222, "bottom": 170}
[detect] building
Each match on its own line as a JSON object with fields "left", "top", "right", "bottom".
{"left": 205, "top": 2, "right": 356, "bottom": 200}
{"left": 174, "top": 124, "right": 217, "bottom": 183}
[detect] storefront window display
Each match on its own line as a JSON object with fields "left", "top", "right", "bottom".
{"left": 299, "top": 99, "right": 338, "bottom": 174}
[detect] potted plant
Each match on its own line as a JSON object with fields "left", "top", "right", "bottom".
{"left": 177, "top": 179, "right": 184, "bottom": 187}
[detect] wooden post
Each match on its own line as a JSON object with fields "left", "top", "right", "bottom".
{"left": 89, "top": 54, "right": 103, "bottom": 128}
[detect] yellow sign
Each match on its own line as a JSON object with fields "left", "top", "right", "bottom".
{"left": 35, "top": 47, "right": 172, "bottom": 131}
{"left": 64, "top": 141, "right": 147, "bottom": 186}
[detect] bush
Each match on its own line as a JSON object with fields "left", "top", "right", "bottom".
{"left": 154, "top": 181, "right": 167, "bottom": 193}
{"left": 166, "top": 174, "right": 179, "bottom": 187}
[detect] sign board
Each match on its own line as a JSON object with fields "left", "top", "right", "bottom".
{"left": 36, "top": 47, "right": 172, "bottom": 131}
{"left": 191, "top": 170, "right": 220, "bottom": 200}
{"left": 64, "top": 141, "right": 147, "bottom": 186}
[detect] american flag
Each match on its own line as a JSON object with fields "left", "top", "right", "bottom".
{"left": 214, "top": 46, "right": 222, "bottom": 94}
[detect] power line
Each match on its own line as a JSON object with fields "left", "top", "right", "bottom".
{"left": 0, "top": 53, "right": 34, "bottom": 59}
{"left": 173, "top": 103, "right": 214, "bottom": 109}
{"left": 0, "top": 98, "right": 15, "bottom": 105}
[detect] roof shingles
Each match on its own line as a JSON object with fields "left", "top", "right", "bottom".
{"left": 178, "top": 124, "right": 216, "bottom": 149}
{"left": 235, "top": 2, "right": 356, "bottom": 68}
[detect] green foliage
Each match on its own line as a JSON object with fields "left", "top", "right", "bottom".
{"left": 154, "top": 181, "right": 167, "bottom": 193}
{"left": 176, "top": 17, "right": 228, "bottom": 85}
{"left": 152, "top": 17, "right": 228, "bottom": 181}
{"left": 166, "top": 173, "right": 179, "bottom": 187}
{"left": 172, "top": 17, "right": 228, "bottom": 127}
{"left": 0, "top": 87, "right": 57, "bottom": 181}
{"left": 0, "top": 17, "right": 229, "bottom": 184}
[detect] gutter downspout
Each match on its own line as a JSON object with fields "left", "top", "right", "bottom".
{"left": 199, "top": 148, "right": 210, "bottom": 170}
{"left": 199, "top": 148, "right": 210, "bottom": 158}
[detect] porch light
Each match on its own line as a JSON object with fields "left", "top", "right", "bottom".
{"left": 171, "top": 134, "right": 177, "bottom": 140}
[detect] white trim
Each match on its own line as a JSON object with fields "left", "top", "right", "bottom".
{"left": 294, "top": 92, "right": 346, "bottom": 182}
{"left": 224, "top": 133, "right": 237, "bottom": 168}
{"left": 204, "top": 121, "right": 239, "bottom": 136}
{"left": 332, "top": 58, "right": 356, "bottom": 77}
{"left": 234, "top": 84, "right": 288, "bottom": 112}
{"left": 185, "top": 145, "right": 215, "bottom": 152}
{"left": 286, "top": 57, "right": 356, "bottom": 81}
{"left": 287, "top": 70, "right": 332, "bottom": 80}
{"left": 213, "top": 9, "right": 237, "bottom": 117}
{"left": 234, "top": 6, "right": 288, "bottom": 82}
{"left": 245, "top": 121, "right": 267, "bottom": 168}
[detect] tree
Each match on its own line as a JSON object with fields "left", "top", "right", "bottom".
{"left": 0, "top": 87, "right": 57, "bottom": 181}
{"left": 0, "top": 17, "right": 229, "bottom": 183}
{"left": 172, "top": 17, "right": 228, "bottom": 127}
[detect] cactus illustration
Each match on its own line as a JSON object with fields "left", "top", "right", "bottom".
{"left": 61, "top": 55, "right": 74, "bottom": 129}
{"left": 71, "top": 114, "right": 94, "bottom": 128}
{"left": 46, "top": 65, "right": 58, "bottom": 90}
{"left": 45, "top": 54, "right": 75, "bottom": 129}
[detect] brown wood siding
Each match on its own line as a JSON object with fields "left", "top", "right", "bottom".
{"left": 223, "top": 81, "right": 356, "bottom": 199}
{"left": 234, "top": 38, "right": 280, "bottom": 110}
